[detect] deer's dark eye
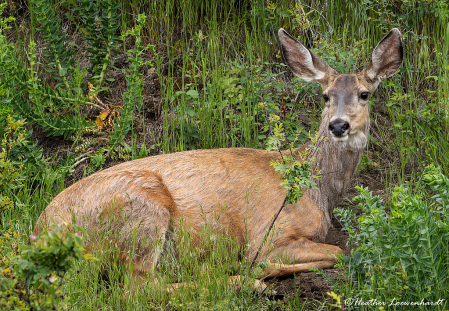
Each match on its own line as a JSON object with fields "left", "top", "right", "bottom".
{"left": 360, "top": 92, "right": 369, "bottom": 100}
{"left": 322, "top": 94, "right": 329, "bottom": 102}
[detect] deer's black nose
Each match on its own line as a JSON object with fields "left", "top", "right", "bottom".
{"left": 329, "top": 118, "right": 350, "bottom": 137}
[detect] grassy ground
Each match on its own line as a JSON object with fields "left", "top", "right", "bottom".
{"left": 1, "top": 0, "right": 448, "bottom": 310}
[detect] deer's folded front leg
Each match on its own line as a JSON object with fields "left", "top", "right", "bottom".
{"left": 260, "top": 237, "right": 343, "bottom": 278}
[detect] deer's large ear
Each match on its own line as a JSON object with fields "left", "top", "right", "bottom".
{"left": 278, "top": 28, "right": 334, "bottom": 83}
{"left": 365, "top": 28, "right": 403, "bottom": 81}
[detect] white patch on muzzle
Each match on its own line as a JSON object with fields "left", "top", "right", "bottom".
{"left": 331, "top": 134, "right": 349, "bottom": 142}
{"left": 332, "top": 130, "right": 367, "bottom": 151}
{"left": 328, "top": 115, "right": 367, "bottom": 150}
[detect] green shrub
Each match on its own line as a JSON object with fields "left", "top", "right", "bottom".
{"left": 0, "top": 224, "right": 96, "bottom": 310}
{"left": 0, "top": 105, "right": 49, "bottom": 213}
{"left": 0, "top": 1, "right": 141, "bottom": 141}
{"left": 334, "top": 164, "right": 449, "bottom": 310}
{"left": 73, "top": 0, "right": 121, "bottom": 89}
{"left": 0, "top": 109, "right": 26, "bottom": 212}
{"left": 108, "top": 14, "right": 154, "bottom": 150}
{"left": 0, "top": 3, "right": 92, "bottom": 139}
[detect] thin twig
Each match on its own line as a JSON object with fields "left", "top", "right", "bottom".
{"left": 249, "top": 195, "right": 289, "bottom": 270}
{"left": 55, "top": 271, "right": 67, "bottom": 292}
{"left": 277, "top": 148, "right": 286, "bottom": 165}
{"left": 305, "top": 131, "right": 325, "bottom": 162}
{"left": 67, "top": 298, "right": 83, "bottom": 311}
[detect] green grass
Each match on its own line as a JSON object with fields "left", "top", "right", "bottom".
{"left": 0, "top": 0, "right": 448, "bottom": 309}
{"left": 62, "top": 221, "right": 284, "bottom": 310}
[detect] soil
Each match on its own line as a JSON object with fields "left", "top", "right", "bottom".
{"left": 265, "top": 207, "right": 351, "bottom": 309}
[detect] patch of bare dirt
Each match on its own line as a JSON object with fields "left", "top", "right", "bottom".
{"left": 265, "top": 215, "right": 349, "bottom": 310}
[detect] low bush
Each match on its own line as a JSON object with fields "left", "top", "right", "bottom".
{"left": 0, "top": 224, "right": 96, "bottom": 310}
{"left": 333, "top": 164, "right": 449, "bottom": 310}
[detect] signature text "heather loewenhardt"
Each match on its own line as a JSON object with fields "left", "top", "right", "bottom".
{"left": 344, "top": 298, "right": 446, "bottom": 307}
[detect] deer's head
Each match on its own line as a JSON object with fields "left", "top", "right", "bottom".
{"left": 278, "top": 28, "right": 403, "bottom": 151}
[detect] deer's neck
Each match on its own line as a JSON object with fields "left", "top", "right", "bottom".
{"left": 301, "top": 112, "right": 369, "bottom": 228}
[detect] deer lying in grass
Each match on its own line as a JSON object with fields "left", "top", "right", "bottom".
{"left": 35, "top": 28, "right": 403, "bottom": 288}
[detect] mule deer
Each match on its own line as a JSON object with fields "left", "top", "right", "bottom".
{"left": 35, "top": 28, "right": 403, "bottom": 283}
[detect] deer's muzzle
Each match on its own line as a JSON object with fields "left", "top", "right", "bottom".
{"left": 328, "top": 118, "right": 350, "bottom": 138}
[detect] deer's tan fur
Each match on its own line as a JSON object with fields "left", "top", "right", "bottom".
{"left": 35, "top": 28, "right": 403, "bottom": 282}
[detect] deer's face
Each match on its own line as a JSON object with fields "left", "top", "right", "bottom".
{"left": 322, "top": 74, "right": 372, "bottom": 147}
{"left": 278, "top": 28, "right": 403, "bottom": 151}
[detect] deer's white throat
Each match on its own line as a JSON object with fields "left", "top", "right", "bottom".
{"left": 332, "top": 130, "right": 367, "bottom": 151}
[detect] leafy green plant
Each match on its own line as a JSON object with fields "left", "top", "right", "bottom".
{"left": 0, "top": 111, "right": 26, "bottom": 212}
{"left": 0, "top": 3, "right": 92, "bottom": 139}
{"left": 334, "top": 164, "right": 449, "bottom": 310}
{"left": 31, "top": 0, "right": 75, "bottom": 91}
{"left": 108, "top": 14, "right": 154, "bottom": 150}
{"left": 1, "top": 0, "right": 133, "bottom": 140}
{"left": 74, "top": 0, "right": 121, "bottom": 88}
{"left": 253, "top": 60, "right": 312, "bottom": 145}
{"left": 83, "top": 152, "right": 107, "bottom": 177}
{"left": 0, "top": 227, "right": 22, "bottom": 309}
{"left": 266, "top": 115, "right": 320, "bottom": 205}
{"left": 0, "top": 224, "right": 96, "bottom": 310}
{"left": 169, "top": 88, "right": 202, "bottom": 150}
{"left": 90, "top": 154, "right": 106, "bottom": 170}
